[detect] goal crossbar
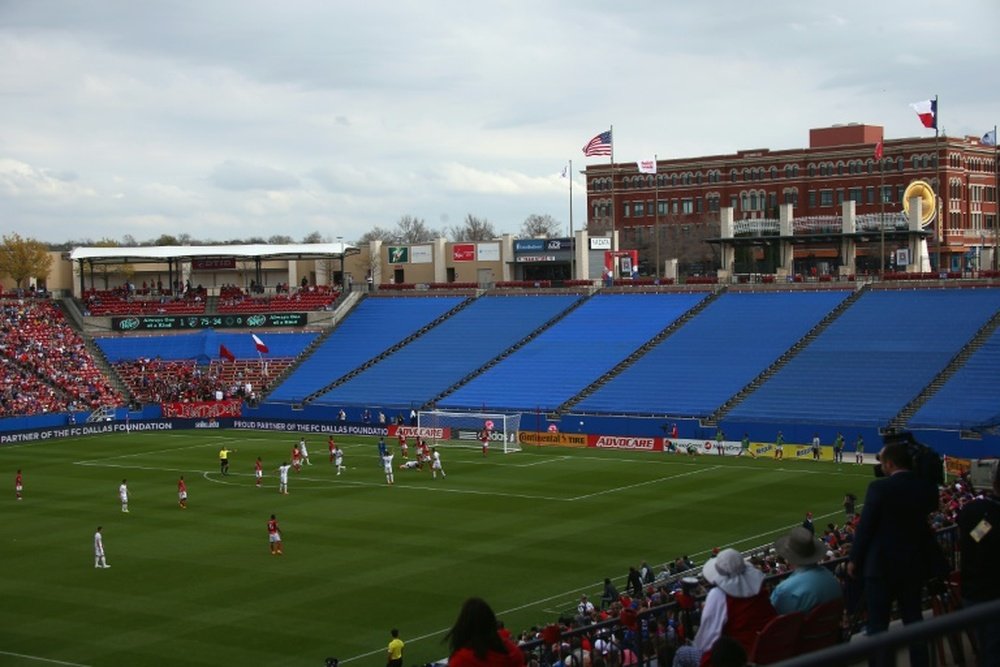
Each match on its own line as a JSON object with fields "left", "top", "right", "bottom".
{"left": 417, "top": 410, "right": 522, "bottom": 453}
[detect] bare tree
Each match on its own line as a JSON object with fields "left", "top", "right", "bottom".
{"left": 268, "top": 234, "right": 294, "bottom": 244}
{"left": 301, "top": 231, "right": 325, "bottom": 244}
{"left": 396, "top": 215, "right": 438, "bottom": 243}
{"left": 519, "top": 214, "right": 562, "bottom": 239}
{"left": 356, "top": 226, "right": 397, "bottom": 244}
{"left": 449, "top": 214, "right": 496, "bottom": 241}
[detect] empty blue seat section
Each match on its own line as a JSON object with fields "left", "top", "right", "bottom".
{"left": 314, "top": 294, "right": 580, "bottom": 409}
{"left": 440, "top": 293, "right": 706, "bottom": 411}
{"left": 729, "top": 288, "right": 1000, "bottom": 426}
{"left": 909, "top": 328, "right": 1000, "bottom": 429}
{"left": 268, "top": 296, "right": 465, "bottom": 403}
{"left": 577, "top": 291, "right": 850, "bottom": 416}
{"left": 96, "top": 330, "right": 317, "bottom": 362}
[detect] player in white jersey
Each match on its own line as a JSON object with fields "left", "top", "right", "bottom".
{"left": 277, "top": 462, "right": 292, "bottom": 495}
{"left": 299, "top": 437, "right": 312, "bottom": 465}
{"left": 94, "top": 526, "right": 110, "bottom": 568}
{"left": 119, "top": 479, "right": 129, "bottom": 512}
{"left": 333, "top": 446, "right": 345, "bottom": 475}
{"left": 432, "top": 448, "right": 446, "bottom": 479}
{"left": 382, "top": 452, "right": 395, "bottom": 485}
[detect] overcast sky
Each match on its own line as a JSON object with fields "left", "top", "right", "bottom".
{"left": 1, "top": 1, "right": 997, "bottom": 245}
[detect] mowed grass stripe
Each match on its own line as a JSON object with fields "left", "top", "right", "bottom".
{"left": 3, "top": 432, "right": 869, "bottom": 666}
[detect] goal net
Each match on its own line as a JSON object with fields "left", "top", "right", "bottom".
{"left": 416, "top": 410, "right": 522, "bottom": 453}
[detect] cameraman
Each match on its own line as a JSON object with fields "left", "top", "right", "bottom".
{"left": 847, "top": 441, "right": 940, "bottom": 667}
{"left": 958, "top": 462, "right": 1000, "bottom": 666}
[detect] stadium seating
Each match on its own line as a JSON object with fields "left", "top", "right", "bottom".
{"left": 0, "top": 299, "right": 123, "bottom": 415}
{"left": 440, "top": 293, "right": 707, "bottom": 411}
{"left": 216, "top": 285, "right": 339, "bottom": 313}
{"left": 728, "top": 288, "right": 1000, "bottom": 425}
{"left": 312, "top": 294, "right": 581, "bottom": 409}
{"left": 82, "top": 288, "right": 207, "bottom": 316}
{"left": 908, "top": 327, "right": 1000, "bottom": 430}
{"left": 577, "top": 291, "right": 850, "bottom": 416}
{"left": 267, "top": 295, "right": 467, "bottom": 403}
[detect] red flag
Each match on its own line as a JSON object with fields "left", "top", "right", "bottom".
{"left": 873, "top": 139, "right": 883, "bottom": 161}
{"left": 219, "top": 344, "right": 235, "bottom": 362}
{"left": 252, "top": 333, "right": 269, "bottom": 354}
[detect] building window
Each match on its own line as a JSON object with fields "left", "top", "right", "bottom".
{"left": 897, "top": 157, "right": 904, "bottom": 171}
{"left": 820, "top": 190, "right": 833, "bottom": 206}
{"left": 849, "top": 188, "right": 863, "bottom": 204}
{"left": 696, "top": 197, "right": 704, "bottom": 213}
{"left": 837, "top": 189, "right": 845, "bottom": 205}
{"left": 672, "top": 201, "right": 679, "bottom": 214}
{"left": 657, "top": 201, "right": 667, "bottom": 216}
{"left": 808, "top": 190, "right": 817, "bottom": 208}
{"left": 768, "top": 192, "right": 778, "bottom": 210}
{"left": 632, "top": 202, "right": 644, "bottom": 217}
{"left": 867, "top": 186, "right": 875, "bottom": 204}
{"left": 897, "top": 185, "right": 907, "bottom": 202}
{"left": 808, "top": 164, "right": 816, "bottom": 177}
{"left": 682, "top": 199, "right": 694, "bottom": 214}
{"left": 881, "top": 186, "right": 892, "bottom": 204}
{"left": 730, "top": 169, "right": 738, "bottom": 182}
{"left": 731, "top": 196, "right": 739, "bottom": 209}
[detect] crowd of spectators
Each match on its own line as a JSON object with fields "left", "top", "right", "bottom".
{"left": 503, "top": 476, "right": 974, "bottom": 667}
{"left": 216, "top": 282, "right": 338, "bottom": 313}
{"left": 114, "top": 357, "right": 290, "bottom": 404}
{"left": 82, "top": 282, "right": 207, "bottom": 316}
{"left": 0, "top": 299, "right": 123, "bottom": 417}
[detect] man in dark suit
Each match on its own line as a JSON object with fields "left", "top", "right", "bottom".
{"left": 848, "top": 441, "right": 940, "bottom": 667}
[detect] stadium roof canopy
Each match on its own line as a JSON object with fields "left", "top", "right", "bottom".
{"left": 67, "top": 243, "right": 359, "bottom": 265}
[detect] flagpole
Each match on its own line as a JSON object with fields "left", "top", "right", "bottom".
{"left": 568, "top": 159, "right": 575, "bottom": 280}
{"left": 994, "top": 125, "right": 998, "bottom": 272}
{"left": 654, "top": 153, "right": 660, "bottom": 279}
{"left": 610, "top": 125, "right": 616, "bottom": 254}
{"left": 934, "top": 94, "right": 942, "bottom": 273}
{"left": 880, "top": 143, "right": 886, "bottom": 278}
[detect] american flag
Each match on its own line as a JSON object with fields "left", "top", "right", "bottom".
{"left": 582, "top": 130, "right": 613, "bottom": 157}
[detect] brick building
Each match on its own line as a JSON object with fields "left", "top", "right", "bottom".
{"left": 584, "top": 124, "right": 999, "bottom": 275}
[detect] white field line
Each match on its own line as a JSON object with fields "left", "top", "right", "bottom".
{"left": 567, "top": 465, "right": 722, "bottom": 501}
{"left": 0, "top": 650, "right": 91, "bottom": 666}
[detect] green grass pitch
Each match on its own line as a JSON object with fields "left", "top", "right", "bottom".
{"left": 3, "top": 431, "right": 871, "bottom": 666}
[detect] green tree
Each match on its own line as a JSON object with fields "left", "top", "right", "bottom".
{"left": 0, "top": 233, "right": 53, "bottom": 289}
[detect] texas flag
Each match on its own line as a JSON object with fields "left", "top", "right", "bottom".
{"left": 909, "top": 99, "right": 937, "bottom": 129}
{"left": 251, "top": 333, "right": 269, "bottom": 354}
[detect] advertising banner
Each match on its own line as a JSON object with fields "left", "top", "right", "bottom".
{"left": 162, "top": 399, "right": 242, "bottom": 419}
{"left": 192, "top": 258, "right": 237, "bottom": 270}
{"left": 544, "top": 238, "right": 574, "bottom": 251}
{"left": 112, "top": 313, "right": 308, "bottom": 332}
{"left": 514, "top": 239, "right": 545, "bottom": 253}
{"left": 387, "top": 246, "right": 409, "bottom": 264}
{"left": 452, "top": 244, "right": 475, "bottom": 262}
{"left": 388, "top": 425, "right": 451, "bottom": 440}
{"left": 411, "top": 245, "right": 433, "bottom": 264}
{"left": 232, "top": 420, "right": 389, "bottom": 436}
{"left": 476, "top": 242, "right": 500, "bottom": 261}
{"left": 518, "top": 431, "right": 589, "bottom": 448}
{"left": 590, "top": 237, "right": 612, "bottom": 250}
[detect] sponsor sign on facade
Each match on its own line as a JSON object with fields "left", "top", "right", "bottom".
{"left": 545, "top": 238, "right": 574, "bottom": 251}
{"left": 514, "top": 239, "right": 545, "bottom": 253}
{"left": 590, "top": 237, "right": 612, "bottom": 250}
{"left": 192, "top": 257, "right": 237, "bottom": 270}
{"left": 515, "top": 255, "right": 558, "bottom": 263}
{"left": 452, "top": 244, "right": 475, "bottom": 262}
{"left": 387, "top": 246, "right": 409, "bottom": 264}
{"left": 477, "top": 242, "right": 500, "bottom": 262}
{"left": 411, "top": 245, "right": 433, "bottom": 264}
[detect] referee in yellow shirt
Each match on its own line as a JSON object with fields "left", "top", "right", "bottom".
{"left": 387, "top": 628, "right": 404, "bottom": 667}
{"left": 218, "top": 446, "right": 236, "bottom": 475}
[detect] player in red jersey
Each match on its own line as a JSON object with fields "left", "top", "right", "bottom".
{"left": 267, "top": 514, "right": 283, "bottom": 555}
{"left": 479, "top": 429, "right": 490, "bottom": 457}
{"left": 418, "top": 439, "right": 431, "bottom": 463}
{"left": 255, "top": 457, "right": 263, "bottom": 487}
{"left": 177, "top": 475, "right": 188, "bottom": 509}
{"left": 291, "top": 445, "right": 302, "bottom": 472}
{"left": 398, "top": 433, "right": 408, "bottom": 459}
{"left": 15, "top": 469, "right": 23, "bottom": 501}
{"left": 328, "top": 435, "right": 336, "bottom": 464}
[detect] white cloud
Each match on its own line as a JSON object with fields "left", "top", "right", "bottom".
{"left": 0, "top": 0, "right": 996, "bottom": 245}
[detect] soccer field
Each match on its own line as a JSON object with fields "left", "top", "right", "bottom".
{"left": 3, "top": 431, "right": 872, "bottom": 667}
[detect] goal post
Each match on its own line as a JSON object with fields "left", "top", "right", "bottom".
{"left": 417, "top": 410, "right": 522, "bottom": 453}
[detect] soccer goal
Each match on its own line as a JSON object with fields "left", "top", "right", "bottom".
{"left": 417, "top": 410, "right": 522, "bottom": 453}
